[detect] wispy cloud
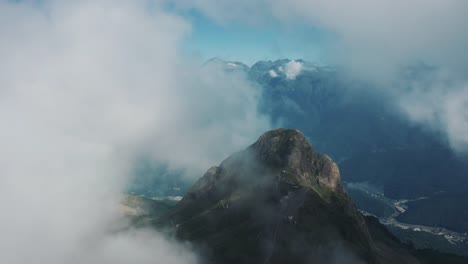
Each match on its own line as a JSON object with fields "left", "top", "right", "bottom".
{"left": 280, "top": 60, "right": 303, "bottom": 80}
{"left": 0, "top": 1, "right": 270, "bottom": 263}
{"left": 269, "top": 69, "right": 278, "bottom": 78}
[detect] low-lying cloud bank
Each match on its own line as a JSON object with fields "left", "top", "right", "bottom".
{"left": 0, "top": 1, "right": 270, "bottom": 263}
{"left": 178, "top": 0, "right": 468, "bottom": 153}
{"left": 398, "top": 72, "right": 468, "bottom": 152}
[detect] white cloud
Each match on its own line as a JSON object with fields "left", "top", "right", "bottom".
{"left": 269, "top": 69, "right": 278, "bottom": 78}
{"left": 283, "top": 60, "right": 303, "bottom": 80}
{"left": 444, "top": 89, "right": 468, "bottom": 151}
{"left": 399, "top": 80, "right": 468, "bottom": 153}
{"left": 0, "top": 1, "right": 270, "bottom": 263}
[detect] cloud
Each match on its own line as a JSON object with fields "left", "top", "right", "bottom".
{"left": 0, "top": 0, "right": 270, "bottom": 263}
{"left": 399, "top": 77, "right": 468, "bottom": 152}
{"left": 148, "top": 58, "right": 271, "bottom": 173}
{"left": 269, "top": 69, "right": 278, "bottom": 78}
{"left": 281, "top": 60, "right": 303, "bottom": 80}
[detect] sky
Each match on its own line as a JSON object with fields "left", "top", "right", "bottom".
{"left": 0, "top": 1, "right": 467, "bottom": 264}
{"left": 182, "top": 10, "right": 330, "bottom": 65}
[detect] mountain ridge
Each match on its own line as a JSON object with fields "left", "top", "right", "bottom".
{"left": 154, "top": 128, "right": 421, "bottom": 264}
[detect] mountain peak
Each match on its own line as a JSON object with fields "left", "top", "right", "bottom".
{"left": 203, "top": 57, "right": 249, "bottom": 71}
{"left": 251, "top": 129, "right": 310, "bottom": 166}
{"left": 250, "top": 128, "right": 341, "bottom": 191}
{"left": 157, "top": 128, "right": 419, "bottom": 264}
{"left": 183, "top": 128, "right": 341, "bottom": 207}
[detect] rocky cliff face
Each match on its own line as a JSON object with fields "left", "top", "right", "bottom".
{"left": 251, "top": 129, "right": 341, "bottom": 190}
{"left": 156, "top": 129, "right": 419, "bottom": 264}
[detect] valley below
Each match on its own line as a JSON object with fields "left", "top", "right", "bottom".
{"left": 346, "top": 182, "right": 468, "bottom": 257}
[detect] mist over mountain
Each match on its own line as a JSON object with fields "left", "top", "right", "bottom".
{"left": 130, "top": 58, "right": 468, "bottom": 258}
{"left": 152, "top": 129, "right": 419, "bottom": 263}
{"left": 123, "top": 129, "right": 467, "bottom": 264}
{"left": 250, "top": 59, "right": 468, "bottom": 256}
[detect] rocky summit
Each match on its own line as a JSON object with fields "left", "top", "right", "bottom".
{"left": 154, "top": 128, "right": 423, "bottom": 264}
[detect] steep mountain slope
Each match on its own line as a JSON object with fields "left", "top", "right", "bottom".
{"left": 156, "top": 129, "right": 419, "bottom": 264}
